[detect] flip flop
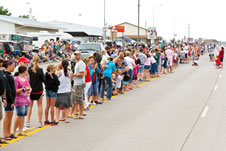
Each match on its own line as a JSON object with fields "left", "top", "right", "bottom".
{"left": 18, "top": 134, "right": 27, "bottom": 137}
{"left": 0, "top": 140, "right": 8, "bottom": 144}
{"left": 2, "top": 137, "right": 11, "bottom": 141}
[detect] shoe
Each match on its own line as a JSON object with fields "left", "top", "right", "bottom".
{"left": 38, "top": 123, "right": 44, "bottom": 128}
{"left": 23, "top": 127, "right": 29, "bottom": 132}
{"left": 95, "top": 101, "right": 103, "bottom": 104}
{"left": 25, "top": 122, "right": 30, "bottom": 128}
{"left": 44, "top": 121, "right": 50, "bottom": 125}
{"left": 9, "top": 134, "right": 17, "bottom": 139}
{"left": 50, "top": 121, "right": 58, "bottom": 126}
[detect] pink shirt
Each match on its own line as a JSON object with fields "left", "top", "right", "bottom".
{"left": 14, "top": 76, "right": 30, "bottom": 107}
{"left": 144, "top": 57, "right": 152, "bottom": 66}
{"left": 165, "top": 49, "right": 173, "bottom": 61}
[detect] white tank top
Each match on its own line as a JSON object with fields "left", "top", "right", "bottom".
{"left": 57, "top": 70, "right": 71, "bottom": 94}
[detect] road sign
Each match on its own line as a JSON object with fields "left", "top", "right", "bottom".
{"left": 148, "top": 27, "right": 157, "bottom": 40}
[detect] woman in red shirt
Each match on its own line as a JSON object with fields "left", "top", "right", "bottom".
{"left": 219, "top": 47, "right": 224, "bottom": 67}
{"left": 84, "top": 59, "right": 92, "bottom": 110}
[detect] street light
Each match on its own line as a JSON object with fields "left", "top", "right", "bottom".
{"left": 103, "top": 0, "right": 106, "bottom": 44}
{"left": 137, "top": 0, "right": 140, "bottom": 43}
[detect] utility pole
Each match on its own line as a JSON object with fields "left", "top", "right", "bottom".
{"left": 188, "top": 23, "right": 190, "bottom": 39}
{"left": 137, "top": 0, "right": 140, "bottom": 42}
{"left": 103, "top": 0, "right": 106, "bottom": 44}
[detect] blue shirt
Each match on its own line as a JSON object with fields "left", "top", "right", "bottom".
{"left": 104, "top": 61, "right": 115, "bottom": 78}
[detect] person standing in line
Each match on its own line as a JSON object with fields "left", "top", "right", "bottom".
{"left": 138, "top": 49, "right": 147, "bottom": 81}
{"left": 55, "top": 60, "right": 72, "bottom": 123}
{"left": 219, "top": 47, "right": 224, "bottom": 68}
{"left": 2, "top": 60, "right": 16, "bottom": 140}
{"left": 71, "top": 51, "right": 86, "bottom": 119}
{"left": 0, "top": 59, "right": 8, "bottom": 145}
{"left": 44, "top": 65, "right": 60, "bottom": 125}
{"left": 88, "top": 56, "right": 101, "bottom": 105}
{"left": 83, "top": 58, "right": 92, "bottom": 111}
{"left": 12, "top": 66, "right": 31, "bottom": 136}
{"left": 26, "top": 56, "right": 45, "bottom": 128}
{"left": 100, "top": 57, "right": 116, "bottom": 101}
{"left": 124, "top": 51, "right": 135, "bottom": 90}
{"left": 165, "top": 46, "right": 174, "bottom": 73}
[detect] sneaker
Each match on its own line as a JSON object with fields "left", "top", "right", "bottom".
{"left": 23, "top": 127, "right": 29, "bottom": 132}
{"left": 25, "top": 122, "right": 30, "bottom": 128}
{"left": 44, "top": 121, "right": 50, "bottom": 125}
{"left": 50, "top": 121, "right": 58, "bottom": 126}
{"left": 38, "top": 123, "right": 44, "bottom": 128}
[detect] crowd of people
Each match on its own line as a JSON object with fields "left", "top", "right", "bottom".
{"left": 0, "top": 39, "right": 219, "bottom": 146}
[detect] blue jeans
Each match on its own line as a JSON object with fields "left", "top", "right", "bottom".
{"left": 100, "top": 77, "right": 112, "bottom": 99}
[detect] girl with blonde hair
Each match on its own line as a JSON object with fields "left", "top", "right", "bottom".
{"left": 26, "top": 56, "right": 45, "bottom": 128}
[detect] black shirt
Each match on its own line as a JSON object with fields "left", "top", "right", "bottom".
{"left": 45, "top": 72, "right": 60, "bottom": 93}
{"left": 28, "top": 66, "right": 45, "bottom": 93}
{"left": 3, "top": 71, "right": 16, "bottom": 105}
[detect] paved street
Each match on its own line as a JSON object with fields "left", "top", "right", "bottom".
{"left": 1, "top": 52, "right": 225, "bottom": 151}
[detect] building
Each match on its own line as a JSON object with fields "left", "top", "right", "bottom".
{"left": 110, "top": 22, "right": 149, "bottom": 43}
{"left": 110, "top": 22, "right": 162, "bottom": 44}
{"left": 0, "top": 15, "right": 60, "bottom": 34}
{"left": 46, "top": 21, "right": 104, "bottom": 42}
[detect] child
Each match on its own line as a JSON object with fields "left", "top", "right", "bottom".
{"left": 44, "top": 65, "right": 60, "bottom": 125}
{"left": 162, "top": 55, "right": 168, "bottom": 74}
{"left": 192, "top": 54, "right": 200, "bottom": 66}
{"left": 122, "top": 68, "right": 130, "bottom": 91}
{"left": 215, "top": 55, "right": 221, "bottom": 69}
{"left": 115, "top": 69, "right": 122, "bottom": 95}
{"left": 133, "top": 62, "right": 140, "bottom": 88}
{"left": 12, "top": 66, "right": 31, "bottom": 137}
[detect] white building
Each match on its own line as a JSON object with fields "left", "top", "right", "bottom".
{"left": 46, "top": 21, "right": 104, "bottom": 42}
{"left": 0, "top": 15, "right": 60, "bottom": 34}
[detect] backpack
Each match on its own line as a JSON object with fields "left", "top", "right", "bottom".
{"left": 0, "top": 70, "right": 6, "bottom": 96}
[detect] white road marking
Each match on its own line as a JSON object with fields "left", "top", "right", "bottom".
{"left": 214, "top": 85, "right": 218, "bottom": 91}
{"left": 201, "top": 107, "right": 209, "bottom": 118}
{"left": 219, "top": 74, "right": 222, "bottom": 78}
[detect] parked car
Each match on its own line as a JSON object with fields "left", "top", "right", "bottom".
{"left": 76, "top": 43, "right": 104, "bottom": 58}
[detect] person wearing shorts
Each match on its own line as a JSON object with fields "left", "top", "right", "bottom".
{"left": 12, "top": 66, "right": 31, "bottom": 137}
{"left": 71, "top": 51, "right": 86, "bottom": 119}
{"left": 44, "top": 65, "right": 60, "bottom": 125}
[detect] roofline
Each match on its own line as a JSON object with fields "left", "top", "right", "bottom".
{"left": 115, "top": 22, "right": 147, "bottom": 30}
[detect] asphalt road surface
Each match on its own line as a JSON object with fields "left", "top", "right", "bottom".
{"left": 2, "top": 51, "right": 226, "bottom": 151}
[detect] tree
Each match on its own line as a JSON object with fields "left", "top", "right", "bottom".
{"left": 170, "top": 38, "right": 175, "bottom": 43}
{"left": 0, "top": 6, "right": 11, "bottom": 16}
{"left": 19, "top": 15, "right": 29, "bottom": 19}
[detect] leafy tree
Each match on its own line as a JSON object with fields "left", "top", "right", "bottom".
{"left": 19, "top": 15, "right": 29, "bottom": 19}
{"left": 170, "top": 38, "right": 175, "bottom": 43}
{"left": 0, "top": 6, "right": 11, "bottom": 16}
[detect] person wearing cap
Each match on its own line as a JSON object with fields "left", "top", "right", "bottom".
{"left": 71, "top": 51, "right": 86, "bottom": 119}
{"left": 14, "top": 57, "right": 30, "bottom": 76}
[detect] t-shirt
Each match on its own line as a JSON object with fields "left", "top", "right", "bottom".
{"left": 85, "top": 65, "right": 91, "bottom": 83}
{"left": 165, "top": 49, "right": 173, "bottom": 61}
{"left": 150, "top": 56, "right": 156, "bottom": 64}
{"left": 104, "top": 61, "right": 115, "bottom": 78}
{"left": 74, "top": 60, "right": 86, "bottom": 85}
{"left": 144, "top": 57, "right": 152, "bottom": 66}
{"left": 14, "top": 76, "right": 30, "bottom": 107}
{"left": 124, "top": 56, "right": 135, "bottom": 69}
{"left": 139, "top": 52, "right": 147, "bottom": 64}
{"left": 219, "top": 50, "right": 224, "bottom": 58}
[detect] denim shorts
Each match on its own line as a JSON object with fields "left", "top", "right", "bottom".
{"left": 144, "top": 65, "right": 151, "bottom": 70}
{"left": 138, "top": 64, "right": 144, "bottom": 73}
{"left": 5, "top": 104, "right": 14, "bottom": 112}
{"left": 16, "top": 106, "right": 28, "bottom": 116}
{"left": 46, "top": 90, "right": 57, "bottom": 98}
{"left": 129, "top": 69, "right": 133, "bottom": 83}
{"left": 88, "top": 82, "right": 98, "bottom": 96}
{"left": 123, "top": 81, "right": 129, "bottom": 85}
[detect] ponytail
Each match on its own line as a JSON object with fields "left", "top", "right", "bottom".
{"left": 32, "top": 56, "right": 40, "bottom": 73}
{"left": 61, "top": 60, "right": 69, "bottom": 77}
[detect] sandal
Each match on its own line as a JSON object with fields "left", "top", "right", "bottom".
{"left": 10, "top": 134, "right": 18, "bottom": 139}
{"left": 59, "top": 119, "right": 66, "bottom": 121}
{"left": 18, "top": 134, "right": 27, "bottom": 137}
{"left": 2, "top": 137, "right": 12, "bottom": 141}
{"left": 77, "top": 117, "right": 84, "bottom": 120}
{"left": 65, "top": 120, "right": 70, "bottom": 123}
{"left": 0, "top": 139, "right": 8, "bottom": 144}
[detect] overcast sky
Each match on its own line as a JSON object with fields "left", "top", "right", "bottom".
{"left": 1, "top": 0, "right": 226, "bottom": 41}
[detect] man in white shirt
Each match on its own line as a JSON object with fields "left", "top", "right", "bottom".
{"left": 124, "top": 51, "right": 135, "bottom": 90}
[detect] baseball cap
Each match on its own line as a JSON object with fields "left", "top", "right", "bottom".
{"left": 18, "top": 57, "right": 29, "bottom": 63}
{"left": 74, "top": 51, "right": 81, "bottom": 55}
